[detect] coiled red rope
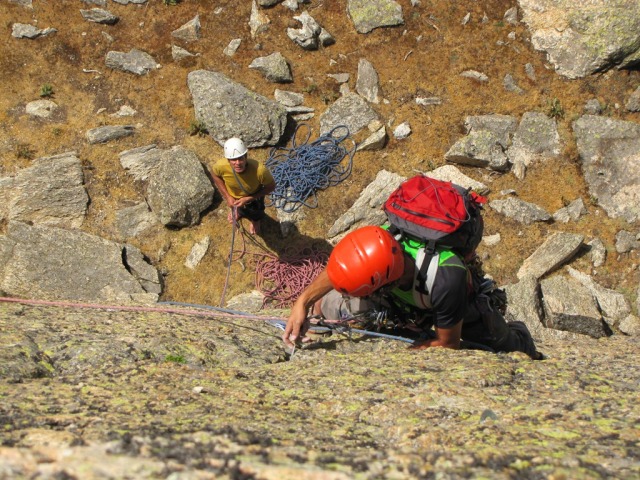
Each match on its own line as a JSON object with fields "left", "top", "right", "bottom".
{"left": 255, "top": 246, "right": 328, "bottom": 308}
{"left": 226, "top": 220, "right": 329, "bottom": 309}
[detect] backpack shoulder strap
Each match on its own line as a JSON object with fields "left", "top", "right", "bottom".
{"left": 413, "top": 247, "right": 440, "bottom": 309}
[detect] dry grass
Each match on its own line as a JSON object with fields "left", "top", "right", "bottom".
{"left": 1, "top": 0, "right": 638, "bottom": 305}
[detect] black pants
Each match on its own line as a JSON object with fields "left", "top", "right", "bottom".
{"left": 462, "top": 296, "right": 539, "bottom": 358}
{"left": 238, "top": 198, "right": 265, "bottom": 221}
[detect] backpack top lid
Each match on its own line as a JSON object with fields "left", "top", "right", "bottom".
{"left": 383, "top": 174, "right": 486, "bottom": 256}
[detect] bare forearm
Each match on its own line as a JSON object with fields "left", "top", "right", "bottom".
{"left": 283, "top": 269, "right": 333, "bottom": 347}
{"left": 212, "top": 175, "right": 235, "bottom": 205}
{"left": 410, "top": 323, "right": 462, "bottom": 350}
{"left": 294, "top": 269, "right": 332, "bottom": 311}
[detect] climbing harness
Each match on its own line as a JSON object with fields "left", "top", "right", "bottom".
{"left": 266, "top": 124, "right": 356, "bottom": 212}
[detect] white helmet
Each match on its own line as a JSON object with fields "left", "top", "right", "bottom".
{"left": 224, "top": 137, "right": 248, "bottom": 159}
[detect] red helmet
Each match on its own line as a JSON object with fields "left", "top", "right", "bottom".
{"left": 327, "top": 226, "right": 404, "bottom": 297}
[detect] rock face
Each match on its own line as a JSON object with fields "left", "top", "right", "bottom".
{"left": 519, "top": 0, "right": 640, "bottom": 79}
{"left": 105, "top": 48, "right": 160, "bottom": 75}
{"left": 248, "top": 52, "right": 293, "bottom": 83}
{"left": 187, "top": 69, "right": 288, "bottom": 147}
{"left": 0, "top": 222, "right": 160, "bottom": 303}
{"left": 573, "top": 115, "right": 640, "bottom": 223}
{"left": 1, "top": 301, "right": 639, "bottom": 479}
{"left": 347, "top": 0, "right": 404, "bottom": 33}
{"left": 541, "top": 274, "right": 610, "bottom": 338}
{"left": 2, "top": 152, "right": 88, "bottom": 228}
{"left": 145, "top": 146, "right": 214, "bottom": 227}
{"left": 319, "top": 92, "right": 380, "bottom": 136}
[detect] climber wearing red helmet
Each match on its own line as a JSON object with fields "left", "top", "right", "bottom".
{"left": 326, "top": 225, "right": 405, "bottom": 297}
{"left": 283, "top": 225, "right": 467, "bottom": 350}
{"left": 282, "top": 225, "right": 540, "bottom": 359}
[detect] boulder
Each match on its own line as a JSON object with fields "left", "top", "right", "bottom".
{"left": 171, "top": 15, "right": 200, "bottom": 42}
{"left": 0, "top": 222, "right": 160, "bottom": 303}
{"left": 80, "top": 8, "right": 118, "bottom": 24}
{"left": 587, "top": 237, "right": 607, "bottom": 268}
{"left": 625, "top": 86, "right": 640, "bottom": 112}
{"left": 25, "top": 100, "right": 59, "bottom": 118}
{"left": 11, "top": 23, "right": 56, "bottom": 38}
{"left": 187, "top": 69, "right": 287, "bottom": 148}
{"left": 504, "top": 275, "right": 546, "bottom": 341}
{"left": 356, "top": 126, "right": 387, "bottom": 151}
{"left": 520, "top": 0, "right": 640, "bottom": 79}
{"left": 105, "top": 49, "right": 160, "bottom": 75}
{"left": 328, "top": 170, "right": 405, "bottom": 242}
{"left": 356, "top": 58, "right": 380, "bottom": 103}
{"left": 172, "top": 45, "right": 197, "bottom": 61}
{"left": 223, "top": 39, "right": 241, "bottom": 56}
{"left": 86, "top": 125, "right": 135, "bottom": 144}
{"left": 319, "top": 92, "right": 380, "bottom": 137}
{"left": 540, "top": 274, "right": 610, "bottom": 338}
{"left": 489, "top": 197, "right": 552, "bottom": 224}
{"left": 573, "top": 115, "right": 640, "bottom": 223}
{"left": 614, "top": 230, "right": 640, "bottom": 253}
{"left": 249, "top": 0, "right": 270, "bottom": 38}
{"left": 445, "top": 130, "right": 510, "bottom": 171}
{"left": 5, "top": 152, "right": 88, "bottom": 228}
{"left": 427, "top": 165, "right": 488, "bottom": 194}
{"left": 347, "top": 0, "right": 404, "bottom": 33}
{"left": 115, "top": 203, "right": 159, "bottom": 240}
{"left": 249, "top": 52, "right": 293, "bottom": 83}
{"left": 552, "top": 198, "right": 587, "bottom": 223}
{"left": 517, "top": 232, "right": 584, "bottom": 280}
{"left": 507, "top": 111, "right": 561, "bottom": 180}
{"left": 566, "top": 266, "right": 631, "bottom": 326}
{"left": 145, "top": 147, "right": 214, "bottom": 227}
{"left": 287, "top": 11, "right": 334, "bottom": 50}
{"left": 185, "top": 236, "right": 211, "bottom": 270}
{"left": 464, "top": 114, "right": 518, "bottom": 148}
{"left": 119, "top": 144, "right": 163, "bottom": 182}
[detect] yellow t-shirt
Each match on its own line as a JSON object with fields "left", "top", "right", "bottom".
{"left": 212, "top": 158, "right": 275, "bottom": 199}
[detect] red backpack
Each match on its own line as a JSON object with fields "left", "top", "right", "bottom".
{"left": 383, "top": 175, "right": 486, "bottom": 259}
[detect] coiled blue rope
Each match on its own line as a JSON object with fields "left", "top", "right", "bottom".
{"left": 266, "top": 124, "right": 356, "bottom": 213}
